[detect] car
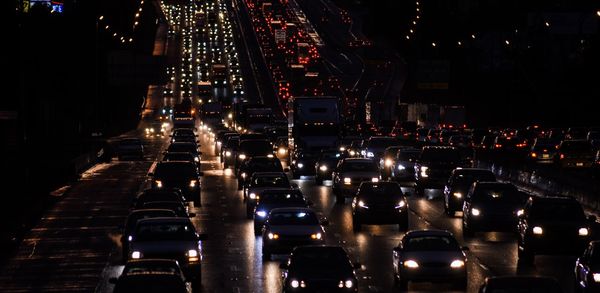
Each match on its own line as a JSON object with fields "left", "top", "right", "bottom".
{"left": 117, "top": 137, "right": 144, "bottom": 161}
{"left": 253, "top": 189, "right": 310, "bottom": 235}
{"left": 555, "top": 140, "right": 595, "bottom": 168}
{"left": 517, "top": 196, "right": 595, "bottom": 264}
{"left": 574, "top": 240, "right": 600, "bottom": 292}
{"left": 273, "top": 136, "right": 288, "bottom": 158}
{"left": 478, "top": 276, "right": 562, "bottom": 293}
{"left": 314, "top": 150, "right": 341, "bottom": 185}
{"left": 141, "top": 201, "right": 194, "bottom": 218}
{"left": 443, "top": 168, "right": 497, "bottom": 216}
{"left": 448, "top": 135, "right": 473, "bottom": 148}
{"left": 237, "top": 156, "right": 285, "bottom": 190}
{"left": 392, "top": 230, "right": 468, "bottom": 290}
{"left": 144, "top": 121, "right": 166, "bottom": 138}
{"left": 131, "top": 189, "right": 187, "bottom": 209}
{"left": 360, "top": 136, "right": 399, "bottom": 161}
{"left": 214, "top": 131, "right": 238, "bottom": 155}
{"left": 170, "top": 128, "right": 197, "bottom": 143}
{"left": 491, "top": 136, "right": 528, "bottom": 153}
{"left": 261, "top": 208, "right": 326, "bottom": 260}
{"left": 528, "top": 138, "right": 559, "bottom": 163}
{"left": 280, "top": 245, "right": 359, "bottom": 292}
{"left": 462, "top": 182, "right": 528, "bottom": 237}
{"left": 380, "top": 146, "right": 405, "bottom": 179}
{"left": 478, "top": 135, "right": 496, "bottom": 150}
{"left": 128, "top": 217, "right": 203, "bottom": 286}
{"left": 588, "top": 131, "right": 600, "bottom": 150}
{"left": 120, "top": 209, "right": 177, "bottom": 263}
{"left": 414, "top": 146, "right": 462, "bottom": 196}
{"left": 221, "top": 136, "right": 239, "bottom": 168}
{"left": 235, "top": 139, "right": 273, "bottom": 170}
{"left": 332, "top": 158, "right": 381, "bottom": 203}
{"left": 289, "top": 149, "right": 319, "bottom": 179}
{"left": 110, "top": 270, "right": 187, "bottom": 293}
{"left": 165, "top": 142, "right": 201, "bottom": 162}
{"left": 391, "top": 147, "right": 421, "bottom": 184}
{"left": 351, "top": 181, "right": 408, "bottom": 231}
{"left": 148, "top": 161, "right": 203, "bottom": 205}
{"left": 244, "top": 172, "right": 293, "bottom": 218}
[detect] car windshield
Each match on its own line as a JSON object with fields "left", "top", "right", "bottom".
{"left": 249, "top": 159, "right": 282, "bottom": 170}
{"left": 340, "top": 161, "right": 379, "bottom": 172}
{"left": 261, "top": 192, "right": 305, "bottom": 204}
{"left": 154, "top": 163, "right": 196, "bottom": 178}
{"left": 454, "top": 172, "right": 496, "bottom": 185}
{"left": 420, "top": 149, "right": 461, "bottom": 162}
{"left": 359, "top": 183, "right": 402, "bottom": 196}
{"left": 291, "top": 248, "right": 350, "bottom": 269}
{"left": 167, "top": 144, "right": 197, "bottom": 153}
{"left": 253, "top": 176, "right": 289, "bottom": 187}
{"left": 239, "top": 140, "right": 272, "bottom": 154}
{"left": 471, "top": 185, "right": 524, "bottom": 204}
{"left": 134, "top": 222, "right": 197, "bottom": 241}
{"left": 398, "top": 150, "right": 421, "bottom": 161}
{"left": 268, "top": 211, "right": 319, "bottom": 225}
{"left": 404, "top": 236, "right": 460, "bottom": 251}
{"left": 531, "top": 201, "right": 586, "bottom": 221}
{"left": 561, "top": 141, "right": 592, "bottom": 152}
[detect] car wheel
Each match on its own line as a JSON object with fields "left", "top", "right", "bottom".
{"left": 352, "top": 217, "right": 361, "bottom": 232}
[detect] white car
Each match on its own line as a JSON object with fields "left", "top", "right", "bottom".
{"left": 392, "top": 230, "right": 468, "bottom": 290}
{"left": 261, "top": 208, "right": 327, "bottom": 260}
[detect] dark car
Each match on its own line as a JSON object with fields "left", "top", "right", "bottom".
{"left": 253, "top": 189, "right": 310, "bottom": 235}
{"left": 380, "top": 146, "right": 405, "bottom": 179}
{"left": 290, "top": 149, "right": 318, "bottom": 179}
{"left": 555, "top": 140, "right": 595, "bottom": 168}
{"left": 235, "top": 139, "right": 273, "bottom": 170}
{"left": 128, "top": 217, "right": 203, "bottom": 286}
{"left": 221, "top": 136, "right": 240, "bottom": 169}
{"left": 529, "top": 138, "right": 559, "bottom": 163}
{"left": 214, "top": 131, "right": 238, "bottom": 156}
{"left": 237, "top": 156, "right": 284, "bottom": 190}
{"left": 575, "top": 241, "right": 600, "bottom": 292}
{"left": 148, "top": 161, "right": 203, "bottom": 205}
{"left": 245, "top": 172, "right": 293, "bottom": 218}
{"left": 352, "top": 182, "right": 408, "bottom": 232}
{"left": 478, "top": 276, "right": 562, "bottom": 293}
{"left": 462, "top": 182, "right": 528, "bottom": 236}
{"left": 280, "top": 245, "right": 360, "bottom": 292}
{"left": 110, "top": 259, "right": 187, "bottom": 293}
{"left": 414, "top": 146, "right": 461, "bottom": 196}
{"left": 393, "top": 230, "right": 468, "bottom": 290}
{"left": 120, "top": 209, "right": 176, "bottom": 263}
{"left": 391, "top": 147, "right": 421, "bottom": 183}
{"left": 141, "top": 201, "right": 194, "bottom": 218}
{"left": 443, "top": 168, "right": 497, "bottom": 216}
{"left": 332, "top": 158, "right": 381, "bottom": 202}
{"left": 361, "top": 136, "right": 399, "bottom": 161}
{"left": 165, "top": 142, "right": 201, "bottom": 163}
{"left": 314, "top": 150, "right": 342, "bottom": 185}
{"left": 517, "top": 196, "right": 595, "bottom": 264}
{"left": 131, "top": 189, "right": 186, "bottom": 209}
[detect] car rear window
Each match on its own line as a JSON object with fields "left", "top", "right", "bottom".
{"left": 404, "top": 236, "right": 459, "bottom": 251}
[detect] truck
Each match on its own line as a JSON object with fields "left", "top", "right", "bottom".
{"left": 197, "top": 81, "right": 213, "bottom": 102}
{"left": 288, "top": 96, "right": 340, "bottom": 155}
{"left": 200, "top": 102, "right": 222, "bottom": 128}
{"left": 211, "top": 64, "right": 228, "bottom": 87}
{"left": 245, "top": 106, "right": 273, "bottom": 133}
{"left": 440, "top": 105, "right": 466, "bottom": 129}
{"left": 173, "top": 99, "right": 196, "bottom": 128}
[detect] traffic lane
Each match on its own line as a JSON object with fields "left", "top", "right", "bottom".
{"left": 294, "top": 179, "right": 488, "bottom": 293}
{"left": 407, "top": 190, "right": 579, "bottom": 293}
{"left": 0, "top": 134, "right": 166, "bottom": 293}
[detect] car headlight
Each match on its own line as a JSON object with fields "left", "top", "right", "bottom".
{"left": 291, "top": 279, "right": 305, "bottom": 288}
{"left": 194, "top": 156, "right": 199, "bottom": 162}
{"left": 131, "top": 251, "right": 142, "bottom": 259}
{"left": 310, "top": 233, "right": 322, "bottom": 240}
{"left": 155, "top": 180, "right": 162, "bottom": 188}
{"left": 396, "top": 200, "right": 406, "bottom": 209}
{"left": 267, "top": 232, "right": 279, "bottom": 240}
{"left": 450, "top": 259, "right": 465, "bottom": 268}
{"left": 297, "top": 163, "right": 304, "bottom": 169}
{"left": 256, "top": 210, "right": 267, "bottom": 218}
{"left": 189, "top": 180, "right": 197, "bottom": 188}
{"left": 278, "top": 148, "right": 286, "bottom": 155}
{"left": 249, "top": 193, "right": 259, "bottom": 200}
{"left": 225, "top": 151, "right": 232, "bottom": 157}
{"left": 344, "top": 280, "right": 354, "bottom": 288}
{"left": 533, "top": 226, "right": 543, "bottom": 235}
{"left": 358, "top": 200, "right": 368, "bottom": 209}
{"left": 319, "top": 165, "right": 328, "bottom": 172}
{"left": 397, "top": 164, "right": 406, "bottom": 170}
{"left": 239, "top": 154, "right": 246, "bottom": 160}
{"left": 403, "top": 260, "right": 419, "bottom": 268}
{"left": 385, "top": 159, "right": 393, "bottom": 167}
{"left": 367, "top": 151, "right": 374, "bottom": 158}
{"left": 593, "top": 273, "right": 600, "bottom": 283}
{"left": 241, "top": 173, "right": 247, "bottom": 178}
{"left": 339, "top": 147, "right": 346, "bottom": 151}
{"left": 420, "top": 166, "right": 429, "bottom": 177}
{"left": 453, "top": 192, "right": 463, "bottom": 198}
{"left": 371, "top": 177, "right": 379, "bottom": 182}
{"left": 579, "top": 227, "right": 589, "bottom": 236}
{"left": 188, "top": 249, "right": 199, "bottom": 261}
{"left": 360, "top": 150, "right": 366, "bottom": 156}
{"left": 516, "top": 209, "right": 524, "bottom": 216}
{"left": 217, "top": 141, "right": 222, "bottom": 146}
{"left": 344, "top": 177, "right": 352, "bottom": 185}
{"left": 471, "top": 208, "right": 481, "bottom": 216}
{"left": 349, "top": 150, "right": 356, "bottom": 156}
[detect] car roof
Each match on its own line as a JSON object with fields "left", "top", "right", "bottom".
{"left": 136, "top": 217, "right": 192, "bottom": 226}
{"left": 125, "top": 259, "right": 180, "bottom": 266}
{"left": 404, "top": 229, "right": 454, "bottom": 238}
{"left": 128, "top": 209, "right": 176, "bottom": 217}
{"left": 156, "top": 161, "right": 195, "bottom": 167}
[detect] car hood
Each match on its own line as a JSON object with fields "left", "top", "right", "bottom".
{"left": 401, "top": 251, "right": 465, "bottom": 264}
{"left": 267, "top": 225, "right": 323, "bottom": 236}
{"left": 338, "top": 171, "right": 380, "bottom": 178}
{"left": 256, "top": 203, "right": 308, "bottom": 212}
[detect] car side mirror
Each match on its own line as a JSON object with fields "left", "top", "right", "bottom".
{"left": 353, "top": 262, "right": 362, "bottom": 269}
{"left": 109, "top": 277, "right": 118, "bottom": 284}
{"left": 283, "top": 167, "right": 290, "bottom": 172}
{"left": 279, "top": 262, "right": 288, "bottom": 270}
{"left": 198, "top": 172, "right": 204, "bottom": 177}
{"left": 198, "top": 233, "right": 208, "bottom": 241}
{"left": 461, "top": 246, "right": 470, "bottom": 251}
{"left": 588, "top": 215, "right": 597, "bottom": 222}
{"left": 147, "top": 172, "right": 153, "bottom": 177}
{"left": 188, "top": 213, "right": 196, "bottom": 217}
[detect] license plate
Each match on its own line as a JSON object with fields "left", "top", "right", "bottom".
{"left": 577, "top": 162, "right": 584, "bottom": 167}
{"left": 542, "top": 154, "right": 549, "bottom": 159}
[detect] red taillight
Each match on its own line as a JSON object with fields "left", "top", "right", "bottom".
{"left": 495, "top": 144, "right": 502, "bottom": 148}
{"left": 560, "top": 154, "right": 565, "bottom": 159}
